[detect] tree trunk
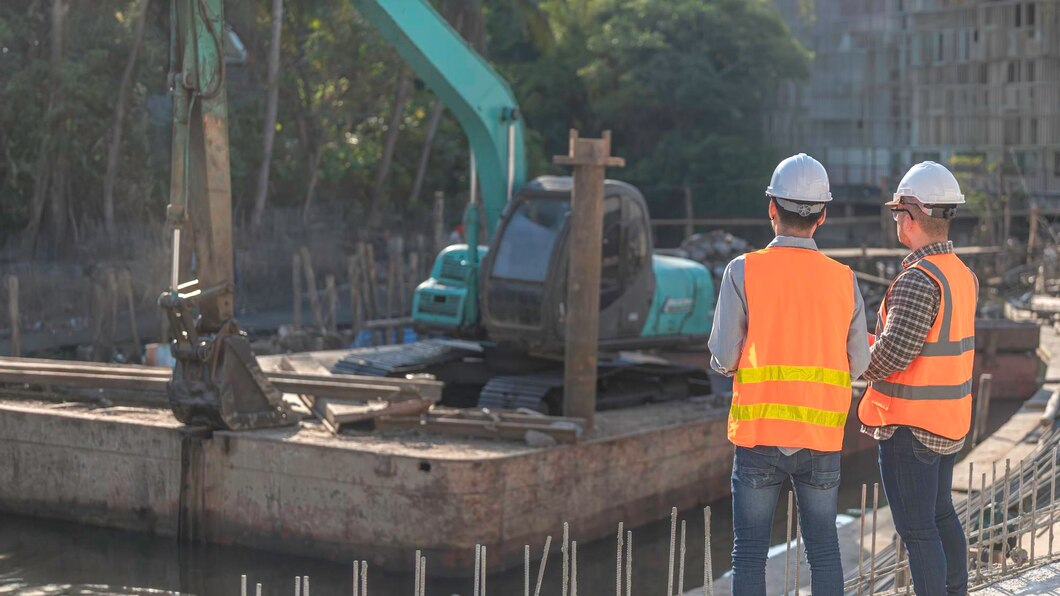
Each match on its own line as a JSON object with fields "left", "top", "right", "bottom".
{"left": 22, "top": 0, "right": 67, "bottom": 256}
{"left": 300, "top": 141, "right": 325, "bottom": 223}
{"left": 406, "top": 100, "right": 444, "bottom": 207}
{"left": 250, "top": 0, "right": 285, "bottom": 229}
{"left": 368, "top": 74, "right": 412, "bottom": 227}
{"left": 102, "top": 0, "right": 152, "bottom": 237}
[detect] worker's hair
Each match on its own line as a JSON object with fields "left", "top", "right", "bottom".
{"left": 912, "top": 206, "right": 951, "bottom": 238}
{"left": 771, "top": 197, "right": 824, "bottom": 232}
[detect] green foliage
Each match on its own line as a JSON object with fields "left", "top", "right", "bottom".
{"left": 0, "top": 0, "right": 811, "bottom": 241}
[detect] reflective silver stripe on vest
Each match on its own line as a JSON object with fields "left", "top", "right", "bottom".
{"left": 920, "top": 336, "right": 975, "bottom": 356}
{"left": 871, "top": 378, "right": 973, "bottom": 401}
{"left": 914, "top": 259, "right": 975, "bottom": 357}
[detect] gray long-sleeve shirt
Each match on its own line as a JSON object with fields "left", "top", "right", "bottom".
{"left": 708, "top": 236, "right": 871, "bottom": 453}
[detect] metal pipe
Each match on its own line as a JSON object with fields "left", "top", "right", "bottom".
{"left": 626, "top": 530, "right": 633, "bottom": 596}
{"left": 668, "top": 507, "right": 677, "bottom": 596}
{"left": 679, "top": 519, "right": 687, "bottom": 595}
{"left": 533, "top": 536, "right": 551, "bottom": 596}
{"left": 474, "top": 544, "right": 481, "bottom": 596}
{"left": 562, "top": 523, "right": 569, "bottom": 596}
{"left": 526, "top": 545, "right": 531, "bottom": 596}
{"left": 571, "top": 541, "right": 577, "bottom": 596}
{"left": 1003, "top": 460, "right": 1011, "bottom": 575}
{"left": 870, "top": 482, "right": 879, "bottom": 596}
{"left": 704, "top": 506, "right": 713, "bottom": 596}
{"left": 786, "top": 491, "right": 794, "bottom": 595}
{"left": 506, "top": 121, "right": 515, "bottom": 203}
{"left": 858, "top": 484, "right": 867, "bottom": 596}
{"left": 171, "top": 228, "right": 181, "bottom": 290}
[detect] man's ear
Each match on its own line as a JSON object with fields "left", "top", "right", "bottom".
{"left": 816, "top": 208, "right": 827, "bottom": 227}
{"left": 768, "top": 199, "right": 777, "bottom": 220}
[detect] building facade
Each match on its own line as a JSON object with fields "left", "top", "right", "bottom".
{"left": 769, "top": 0, "right": 1060, "bottom": 203}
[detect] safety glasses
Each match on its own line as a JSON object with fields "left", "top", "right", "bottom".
{"left": 890, "top": 207, "right": 912, "bottom": 221}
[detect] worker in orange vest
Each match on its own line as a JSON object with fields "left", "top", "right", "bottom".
{"left": 709, "top": 153, "right": 870, "bottom": 596}
{"left": 858, "top": 161, "right": 977, "bottom": 595}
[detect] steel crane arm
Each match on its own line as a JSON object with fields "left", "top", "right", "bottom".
{"left": 350, "top": 0, "right": 527, "bottom": 238}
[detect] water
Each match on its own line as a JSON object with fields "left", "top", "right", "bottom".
{"left": 0, "top": 403, "right": 1021, "bottom": 595}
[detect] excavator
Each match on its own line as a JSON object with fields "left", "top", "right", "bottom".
{"left": 160, "top": 0, "right": 716, "bottom": 430}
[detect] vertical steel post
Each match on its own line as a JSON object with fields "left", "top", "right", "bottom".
{"left": 553, "top": 130, "right": 624, "bottom": 427}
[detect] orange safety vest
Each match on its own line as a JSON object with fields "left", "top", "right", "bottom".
{"left": 729, "top": 247, "right": 855, "bottom": 451}
{"left": 857, "top": 253, "right": 978, "bottom": 440}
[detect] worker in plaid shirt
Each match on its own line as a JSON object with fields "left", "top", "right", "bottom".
{"left": 859, "top": 162, "right": 978, "bottom": 596}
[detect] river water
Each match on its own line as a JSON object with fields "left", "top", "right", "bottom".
{"left": 0, "top": 404, "right": 1019, "bottom": 595}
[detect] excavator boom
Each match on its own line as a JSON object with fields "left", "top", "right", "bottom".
{"left": 351, "top": 0, "right": 526, "bottom": 238}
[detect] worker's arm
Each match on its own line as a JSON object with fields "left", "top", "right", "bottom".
{"left": 847, "top": 274, "right": 870, "bottom": 379}
{"left": 862, "top": 269, "right": 940, "bottom": 382}
{"left": 708, "top": 257, "right": 748, "bottom": 376}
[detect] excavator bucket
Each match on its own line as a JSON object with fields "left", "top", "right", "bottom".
{"left": 167, "top": 334, "right": 293, "bottom": 431}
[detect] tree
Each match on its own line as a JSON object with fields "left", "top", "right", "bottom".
{"left": 249, "top": 0, "right": 284, "bottom": 230}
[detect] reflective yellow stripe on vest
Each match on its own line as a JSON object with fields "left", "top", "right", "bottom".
{"left": 735, "top": 365, "right": 852, "bottom": 388}
{"left": 730, "top": 403, "right": 848, "bottom": 428}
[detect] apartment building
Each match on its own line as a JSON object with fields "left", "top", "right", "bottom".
{"left": 769, "top": 0, "right": 1060, "bottom": 203}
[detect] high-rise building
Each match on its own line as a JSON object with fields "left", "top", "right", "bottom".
{"left": 769, "top": 0, "right": 1060, "bottom": 203}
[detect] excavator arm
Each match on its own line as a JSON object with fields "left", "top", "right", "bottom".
{"left": 160, "top": 0, "right": 292, "bottom": 430}
{"left": 351, "top": 0, "right": 527, "bottom": 238}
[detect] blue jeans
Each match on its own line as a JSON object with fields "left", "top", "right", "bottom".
{"left": 879, "top": 428, "right": 968, "bottom": 596}
{"left": 731, "top": 446, "right": 843, "bottom": 596}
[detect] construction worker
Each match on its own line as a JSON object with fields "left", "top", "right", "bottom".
{"left": 709, "top": 153, "right": 870, "bottom": 596}
{"left": 858, "top": 161, "right": 977, "bottom": 596}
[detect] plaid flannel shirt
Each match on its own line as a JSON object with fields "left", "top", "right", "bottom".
{"left": 860, "top": 241, "right": 966, "bottom": 455}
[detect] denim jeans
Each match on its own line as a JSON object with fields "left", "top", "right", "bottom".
{"left": 879, "top": 427, "right": 967, "bottom": 596}
{"left": 731, "top": 446, "right": 844, "bottom": 596}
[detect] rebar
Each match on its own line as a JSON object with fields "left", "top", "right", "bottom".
{"left": 562, "top": 523, "right": 569, "bottom": 596}
{"left": 679, "top": 519, "right": 687, "bottom": 594}
{"left": 242, "top": 575, "right": 247, "bottom": 596}
{"left": 1003, "top": 459, "right": 1011, "bottom": 575}
{"left": 415, "top": 550, "right": 422, "bottom": 596}
{"left": 533, "top": 536, "right": 551, "bottom": 596}
{"left": 870, "top": 482, "right": 879, "bottom": 595}
{"left": 794, "top": 520, "right": 802, "bottom": 596}
{"left": 786, "top": 490, "right": 794, "bottom": 595}
{"left": 667, "top": 507, "right": 677, "bottom": 596}
{"left": 1052, "top": 446, "right": 1057, "bottom": 557}
{"left": 361, "top": 561, "right": 367, "bottom": 596}
{"left": 616, "top": 522, "right": 623, "bottom": 596}
{"left": 858, "top": 483, "right": 866, "bottom": 596}
{"left": 296, "top": 575, "right": 302, "bottom": 596}
{"left": 977, "top": 472, "right": 986, "bottom": 581}
{"left": 420, "top": 556, "right": 426, "bottom": 596}
{"left": 1032, "top": 470, "right": 1039, "bottom": 564}
{"left": 571, "top": 541, "right": 577, "bottom": 596}
{"left": 474, "top": 544, "right": 481, "bottom": 596}
{"left": 304, "top": 575, "right": 309, "bottom": 596}
{"left": 626, "top": 530, "right": 633, "bottom": 596}
{"left": 704, "top": 506, "right": 713, "bottom": 596}
{"left": 481, "top": 545, "right": 487, "bottom": 596}
{"left": 353, "top": 562, "right": 360, "bottom": 596}
{"left": 526, "top": 545, "right": 531, "bottom": 596}
{"left": 1019, "top": 459, "right": 1026, "bottom": 556}
{"left": 256, "top": 583, "right": 262, "bottom": 596}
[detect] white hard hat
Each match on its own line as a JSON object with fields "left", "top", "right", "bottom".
{"left": 887, "top": 161, "right": 964, "bottom": 206}
{"left": 766, "top": 153, "right": 832, "bottom": 204}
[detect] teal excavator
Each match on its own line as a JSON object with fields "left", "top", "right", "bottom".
{"left": 161, "top": 0, "right": 715, "bottom": 429}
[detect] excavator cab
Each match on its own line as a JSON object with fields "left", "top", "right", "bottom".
{"left": 481, "top": 176, "right": 657, "bottom": 353}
